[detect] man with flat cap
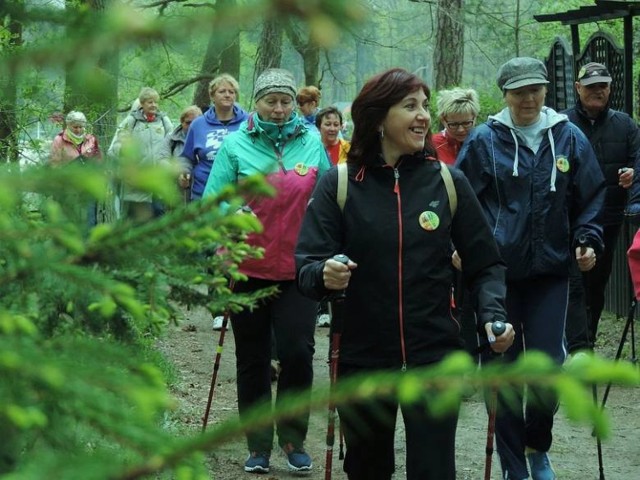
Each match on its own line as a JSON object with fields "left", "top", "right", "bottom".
{"left": 563, "top": 62, "right": 640, "bottom": 354}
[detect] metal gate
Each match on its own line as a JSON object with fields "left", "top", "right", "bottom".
{"left": 543, "top": 36, "right": 575, "bottom": 111}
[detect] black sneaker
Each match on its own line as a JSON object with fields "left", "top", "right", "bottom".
{"left": 244, "top": 451, "right": 270, "bottom": 473}
{"left": 282, "top": 443, "right": 312, "bottom": 472}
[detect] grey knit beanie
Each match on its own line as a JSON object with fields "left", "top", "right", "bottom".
{"left": 66, "top": 111, "right": 87, "bottom": 125}
{"left": 253, "top": 68, "right": 297, "bottom": 102}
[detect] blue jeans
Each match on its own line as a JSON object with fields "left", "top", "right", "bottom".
{"left": 486, "top": 275, "right": 568, "bottom": 479}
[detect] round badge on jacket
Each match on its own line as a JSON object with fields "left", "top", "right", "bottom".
{"left": 419, "top": 211, "right": 440, "bottom": 231}
{"left": 294, "top": 163, "right": 309, "bottom": 176}
{"left": 556, "top": 156, "right": 570, "bottom": 173}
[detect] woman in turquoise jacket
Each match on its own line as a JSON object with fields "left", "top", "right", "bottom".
{"left": 203, "top": 68, "right": 330, "bottom": 475}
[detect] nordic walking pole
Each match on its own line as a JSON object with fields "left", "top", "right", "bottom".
{"left": 577, "top": 236, "right": 606, "bottom": 480}
{"left": 325, "top": 254, "right": 350, "bottom": 480}
{"left": 600, "top": 297, "right": 636, "bottom": 409}
{"left": 484, "top": 320, "right": 506, "bottom": 480}
{"left": 623, "top": 219, "right": 638, "bottom": 366}
{"left": 201, "top": 279, "right": 236, "bottom": 432}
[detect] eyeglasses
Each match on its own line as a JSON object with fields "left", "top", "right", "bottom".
{"left": 445, "top": 120, "right": 475, "bottom": 130}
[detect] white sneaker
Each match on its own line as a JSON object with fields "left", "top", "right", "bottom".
{"left": 316, "top": 313, "right": 331, "bottom": 327}
{"left": 212, "top": 315, "right": 225, "bottom": 331}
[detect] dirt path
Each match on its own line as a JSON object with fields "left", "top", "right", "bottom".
{"left": 157, "top": 306, "right": 640, "bottom": 479}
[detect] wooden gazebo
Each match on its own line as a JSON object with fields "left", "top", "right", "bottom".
{"left": 535, "top": 0, "right": 640, "bottom": 116}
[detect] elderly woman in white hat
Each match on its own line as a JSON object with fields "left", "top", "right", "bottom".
{"left": 203, "top": 68, "right": 330, "bottom": 475}
{"left": 49, "top": 110, "right": 103, "bottom": 225}
{"left": 49, "top": 111, "right": 102, "bottom": 167}
{"left": 456, "top": 57, "right": 606, "bottom": 480}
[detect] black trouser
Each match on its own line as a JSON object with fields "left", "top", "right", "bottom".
{"left": 452, "top": 270, "right": 479, "bottom": 362}
{"left": 565, "top": 223, "right": 621, "bottom": 352}
{"left": 337, "top": 364, "right": 459, "bottom": 480}
{"left": 231, "top": 277, "right": 317, "bottom": 452}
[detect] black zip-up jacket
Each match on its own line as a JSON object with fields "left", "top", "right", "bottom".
{"left": 295, "top": 154, "right": 507, "bottom": 369}
{"left": 563, "top": 101, "right": 640, "bottom": 226}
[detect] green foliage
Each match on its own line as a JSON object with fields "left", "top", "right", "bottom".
{"left": 1, "top": 2, "right": 640, "bottom": 479}
{"left": 0, "top": 157, "right": 279, "bottom": 477}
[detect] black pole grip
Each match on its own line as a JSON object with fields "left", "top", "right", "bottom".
{"left": 491, "top": 320, "right": 506, "bottom": 336}
{"left": 329, "top": 254, "right": 350, "bottom": 333}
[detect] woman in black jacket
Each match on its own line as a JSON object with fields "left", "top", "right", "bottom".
{"left": 295, "top": 68, "right": 514, "bottom": 480}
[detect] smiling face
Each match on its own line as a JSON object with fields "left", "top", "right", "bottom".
{"left": 575, "top": 81, "right": 611, "bottom": 118}
{"left": 211, "top": 81, "right": 237, "bottom": 112}
{"left": 504, "top": 84, "right": 546, "bottom": 126}
{"left": 379, "top": 88, "right": 430, "bottom": 164}
{"left": 255, "top": 93, "right": 295, "bottom": 125}
{"left": 319, "top": 113, "right": 342, "bottom": 147}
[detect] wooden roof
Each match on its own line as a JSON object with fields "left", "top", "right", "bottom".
{"left": 535, "top": 1, "right": 640, "bottom": 25}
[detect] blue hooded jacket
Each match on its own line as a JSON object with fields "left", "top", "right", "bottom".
{"left": 457, "top": 106, "right": 605, "bottom": 281}
{"left": 181, "top": 104, "right": 248, "bottom": 199}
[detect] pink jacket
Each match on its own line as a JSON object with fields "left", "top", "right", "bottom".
{"left": 49, "top": 131, "right": 102, "bottom": 167}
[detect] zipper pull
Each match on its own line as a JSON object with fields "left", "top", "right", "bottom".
{"left": 401, "top": 362, "right": 407, "bottom": 372}
{"left": 393, "top": 168, "right": 400, "bottom": 194}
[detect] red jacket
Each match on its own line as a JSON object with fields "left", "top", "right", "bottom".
{"left": 432, "top": 130, "right": 461, "bottom": 165}
{"left": 627, "top": 230, "right": 640, "bottom": 299}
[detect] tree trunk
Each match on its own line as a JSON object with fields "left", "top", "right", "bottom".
{"left": 433, "top": 0, "right": 464, "bottom": 89}
{"left": 192, "top": 0, "right": 240, "bottom": 111}
{"left": 355, "top": 38, "right": 367, "bottom": 94}
{"left": 64, "top": 0, "right": 118, "bottom": 149}
{"left": 0, "top": 6, "right": 23, "bottom": 163}
{"left": 284, "top": 20, "right": 320, "bottom": 86}
{"left": 254, "top": 19, "right": 283, "bottom": 83}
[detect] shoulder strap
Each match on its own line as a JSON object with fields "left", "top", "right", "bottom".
{"left": 337, "top": 162, "right": 348, "bottom": 212}
{"left": 125, "top": 113, "right": 138, "bottom": 132}
{"left": 336, "top": 161, "right": 456, "bottom": 217}
{"left": 438, "top": 161, "right": 457, "bottom": 217}
{"left": 161, "top": 114, "right": 172, "bottom": 135}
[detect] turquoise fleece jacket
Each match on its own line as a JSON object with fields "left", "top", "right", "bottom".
{"left": 203, "top": 112, "right": 331, "bottom": 280}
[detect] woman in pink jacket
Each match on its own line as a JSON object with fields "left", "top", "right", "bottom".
{"left": 49, "top": 110, "right": 103, "bottom": 226}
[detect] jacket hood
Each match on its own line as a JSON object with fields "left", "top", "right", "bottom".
{"left": 245, "top": 111, "right": 306, "bottom": 143}
{"left": 487, "top": 106, "right": 568, "bottom": 192}
{"left": 203, "top": 104, "right": 248, "bottom": 126}
{"left": 488, "top": 106, "right": 567, "bottom": 131}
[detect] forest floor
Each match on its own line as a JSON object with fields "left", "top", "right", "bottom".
{"left": 157, "top": 306, "right": 640, "bottom": 480}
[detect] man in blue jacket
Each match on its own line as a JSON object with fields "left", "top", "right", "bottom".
{"left": 563, "top": 62, "right": 640, "bottom": 353}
